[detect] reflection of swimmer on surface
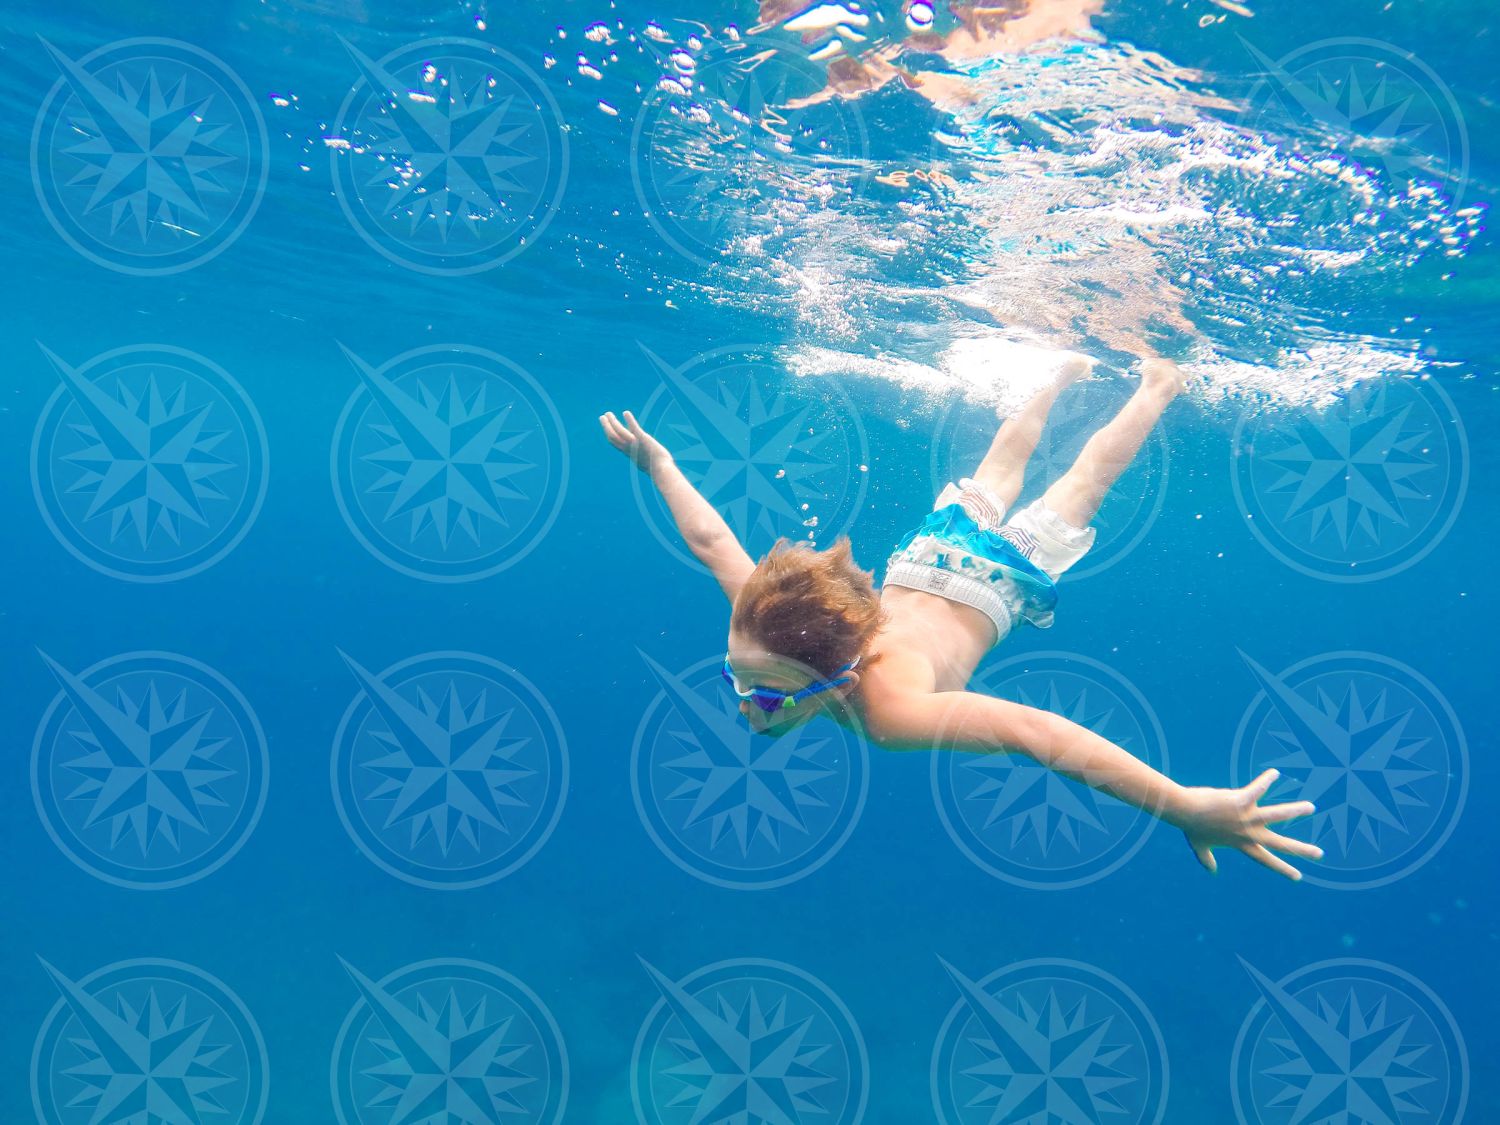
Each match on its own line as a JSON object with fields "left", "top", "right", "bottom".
{"left": 764, "top": 0, "right": 1104, "bottom": 110}
{"left": 749, "top": 0, "right": 1199, "bottom": 357}
{"left": 602, "top": 354, "right": 1325, "bottom": 880}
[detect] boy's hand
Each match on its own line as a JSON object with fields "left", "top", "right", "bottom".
{"left": 600, "top": 410, "right": 670, "bottom": 473}
{"left": 1171, "top": 769, "right": 1323, "bottom": 881}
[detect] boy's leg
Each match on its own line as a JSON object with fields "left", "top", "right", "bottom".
{"left": 970, "top": 356, "right": 1091, "bottom": 510}
{"left": 1041, "top": 358, "right": 1184, "bottom": 527}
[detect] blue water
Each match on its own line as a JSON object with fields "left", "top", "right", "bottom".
{"left": 1, "top": 0, "right": 1496, "bottom": 1121}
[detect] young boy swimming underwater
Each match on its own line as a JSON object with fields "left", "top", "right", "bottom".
{"left": 601, "top": 357, "right": 1323, "bottom": 880}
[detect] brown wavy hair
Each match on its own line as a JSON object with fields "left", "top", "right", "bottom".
{"left": 730, "top": 538, "right": 885, "bottom": 678}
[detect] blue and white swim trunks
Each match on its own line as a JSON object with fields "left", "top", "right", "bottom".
{"left": 884, "top": 478, "right": 1096, "bottom": 645}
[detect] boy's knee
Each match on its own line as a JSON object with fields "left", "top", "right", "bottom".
{"left": 1039, "top": 480, "right": 1092, "bottom": 530}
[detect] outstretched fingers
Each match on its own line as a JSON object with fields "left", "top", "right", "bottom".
{"left": 1243, "top": 767, "right": 1281, "bottom": 802}
{"left": 600, "top": 412, "right": 634, "bottom": 451}
{"left": 1254, "top": 799, "right": 1315, "bottom": 825}
{"left": 1260, "top": 830, "right": 1324, "bottom": 861}
{"left": 1242, "top": 843, "right": 1302, "bottom": 882}
{"left": 1193, "top": 843, "right": 1218, "bottom": 875}
{"left": 1242, "top": 772, "right": 1322, "bottom": 873}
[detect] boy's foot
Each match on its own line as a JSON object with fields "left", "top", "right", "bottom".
{"left": 1056, "top": 352, "right": 1096, "bottom": 387}
{"left": 1139, "top": 357, "right": 1187, "bottom": 400}
{"left": 999, "top": 352, "right": 1095, "bottom": 421}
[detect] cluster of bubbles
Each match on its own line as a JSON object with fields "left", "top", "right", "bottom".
{"left": 538, "top": 14, "right": 720, "bottom": 119}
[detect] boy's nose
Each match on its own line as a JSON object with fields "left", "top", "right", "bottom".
{"left": 740, "top": 702, "right": 773, "bottom": 730}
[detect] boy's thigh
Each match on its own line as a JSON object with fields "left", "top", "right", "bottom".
{"left": 999, "top": 500, "right": 1097, "bottom": 580}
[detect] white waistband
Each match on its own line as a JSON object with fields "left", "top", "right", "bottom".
{"left": 884, "top": 561, "right": 1013, "bottom": 643}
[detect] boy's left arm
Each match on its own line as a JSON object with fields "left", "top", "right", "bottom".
{"left": 600, "top": 409, "right": 755, "bottom": 601}
{"left": 866, "top": 689, "right": 1323, "bottom": 880}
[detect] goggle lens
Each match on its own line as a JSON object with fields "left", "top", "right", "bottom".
{"left": 721, "top": 662, "right": 790, "bottom": 712}
{"left": 749, "top": 689, "right": 789, "bottom": 713}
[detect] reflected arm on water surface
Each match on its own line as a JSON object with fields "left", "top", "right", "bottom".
{"left": 599, "top": 409, "right": 755, "bottom": 601}
{"left": 864, "top": 688, "right": 1325, "bottom": 880}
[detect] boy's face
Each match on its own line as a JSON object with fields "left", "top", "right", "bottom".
{"left": 724, "top": 629, "right": 851, "bottom": 737}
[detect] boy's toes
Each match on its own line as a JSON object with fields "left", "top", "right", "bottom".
{"left": 1056, "top": 353, "right": 1095, "bottom": 386}
{"left": 1139, "top": 357, "right": 1187, "bottom": 397}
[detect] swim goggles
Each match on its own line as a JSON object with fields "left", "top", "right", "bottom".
{"left": 721, "top": 655, "right": 861, "bottom": 713}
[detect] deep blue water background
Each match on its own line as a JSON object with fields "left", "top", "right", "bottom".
{"left": 0, "top": 0, "right": 1496, "bottom": 1121}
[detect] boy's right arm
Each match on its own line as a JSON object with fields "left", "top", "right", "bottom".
{"left": 600, "top": 410, "right": 756, "bottom": 602}
{"left": 864, "top": 688, "right": 1322, "bottom": 881}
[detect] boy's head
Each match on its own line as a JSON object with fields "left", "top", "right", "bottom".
{"left": 726, "top": 537, "right": 884, "bottom": 736}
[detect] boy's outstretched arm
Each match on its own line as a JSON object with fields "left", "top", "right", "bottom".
{"left": 866, "top": 689, "right": 1324, "bottom": 880}
{"left": 600, "top": 410, "right": 755, "bottom": 601}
